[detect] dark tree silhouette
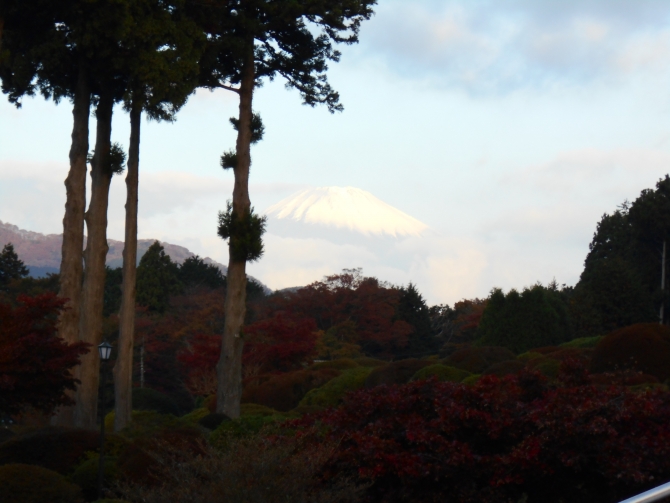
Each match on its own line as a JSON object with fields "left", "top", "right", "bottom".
{"left": 193, "top": 0, "right": 377, "bottom": 418}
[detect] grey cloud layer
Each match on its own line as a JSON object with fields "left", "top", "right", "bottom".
{"left": 362, "top": 0, "right": 670, "bottom": 92}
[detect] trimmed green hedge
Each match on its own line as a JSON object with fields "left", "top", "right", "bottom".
{"left": 311, "top": 358, "right": 360, "bottom": 370}
{"left": 410, "top": 364, "right": 471, "bottom": 383}
{"left": 559, "top": 336, "right": 603, "bottom": 349}
{"left": 300, "top": 367, "right": 373, "bottom": 408}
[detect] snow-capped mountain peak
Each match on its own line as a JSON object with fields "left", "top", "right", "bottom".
{"left": 265, "top": 187, "right": 428, "bottom": 238}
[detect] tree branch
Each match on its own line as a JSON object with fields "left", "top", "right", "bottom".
{"left": 215, "top": 83, "right": 241, "bottom": 94}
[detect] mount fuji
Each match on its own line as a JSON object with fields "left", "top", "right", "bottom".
{"left": 264, "top": 187, "right": 428, "bottom": 242}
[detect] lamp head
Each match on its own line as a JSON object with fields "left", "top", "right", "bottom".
{"left": 98, "top": 341, "right": 112, "bottom": 361}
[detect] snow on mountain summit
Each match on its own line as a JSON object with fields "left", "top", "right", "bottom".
{"left": 265, "top": 187, "right": 428, "bottom": 238}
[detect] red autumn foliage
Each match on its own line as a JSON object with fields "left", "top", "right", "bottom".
{"left": 242, "top": 367, "right": 341, "bottom": 411}
{"left": 0, "top": 294, "right": 90, "bottom": 416}
{"left": 260, "top": 270, "right": 413, "bottom": 358}
{"left": 243, "top": 313, "right": 318, "bottom": 374}
{"left": 294, "top": 360, "right": 670, "bottom": 503}
{"left": 591, "top": 323, "right": 670, "bottom": 381}
{"left": 452, "top": 298, "right": 487, "bottom": 339}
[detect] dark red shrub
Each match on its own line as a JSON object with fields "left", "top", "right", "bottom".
{"left": 444, "top": 346, "right": 516, "bottom": 373}
{"left": 364, "top": 359, "right": 432, "bottom": 388}
{"left": 296, "top": 361, "right": 670, "bottom": 503}
{"left": 590, "top": 372, "right": 660, "bottom": 387}
{"left": 242, "top": 368, "right": 341, "bottom": 411}
{"left": 591, "top": 323, "right": 670, "bottom": 381}
{"left": 117, "top": 426, "right": 206, "bottom": 486}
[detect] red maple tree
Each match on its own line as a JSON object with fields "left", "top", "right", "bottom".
{"left": 0, "top": 293, "right": 89, "bottom": 416}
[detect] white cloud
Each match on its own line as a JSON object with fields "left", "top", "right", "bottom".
{"left": 360, "top": 0, "right": 670, "bottom": 93}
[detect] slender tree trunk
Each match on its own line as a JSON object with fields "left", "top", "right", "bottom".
{"left": 0, "top": 17, "right": 5, "bottom": 52}
{"left": 113, "top": 102, "right": 141, "bottom": 432}
{"left": 216, "top": 45, "right": 254, "bottom": 419}
{"left": 52, "top": 66, "right": 90, "bottom": 427}
{"left": 75, "top": 90, "right": 114, "bottom": 430}
{"left": 661, "top": 239, "right": 666, "bottom": 325}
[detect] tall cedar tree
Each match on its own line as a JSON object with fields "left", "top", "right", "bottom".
{"left": 0, "top": 243, "right": 29, "bottom": 287}
{"left": 1, "top": 0, "right": 135, "bottom": 428}
{"left": 572, "top": 177, "right": 670, "bottom": 336}
{"left": 113, "top": 0, "right": 202, "bottom": 432}
{"left": 194, "top": 0, "right": 376, "bottom": 417}
{"left": 395, "top": 283, "right": 434, "bottom": 358}
{"left": 477, "top": 283, "right": 572, "bottom": 353}
{"left": 136, "top": 241, "right": 183, "bottom": 313}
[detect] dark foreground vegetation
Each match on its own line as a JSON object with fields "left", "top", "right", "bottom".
{"left": 2, "top": 180, "right": 670, "bottom": 502}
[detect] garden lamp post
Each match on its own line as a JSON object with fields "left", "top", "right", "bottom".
{"left": 98, "top": 341, "right": 112, "bottom": 499}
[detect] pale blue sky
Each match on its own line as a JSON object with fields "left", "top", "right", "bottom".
{"left": 1, "top": 0, "right": 669, "bottom": 304}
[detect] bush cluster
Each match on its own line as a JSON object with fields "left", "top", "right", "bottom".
{"left": 295, "top": 361, "right": 670, "bottom": 503}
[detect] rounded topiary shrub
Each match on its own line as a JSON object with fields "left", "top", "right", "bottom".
{"left": 411, "top": 364, "right": 471, "bottom": 383}
{"left": 444, "top": 347, "right": 516, "bottom": 374}
{"left": 240, "top": 404, "right": 279, "bottom": 417}
{"left": 0, "top": 427, "right": 99, "bottom": 474}
{"left": 300, "top": 367, "right": 373, "bottom": 408}
{"left": 0, "top": 463, "right": 83, "bottom": 503}
{"left": 482, "top": 360, "right": 525, "bottom": 377}
{"left": 311, "top": 358, "right": 360, "bottom": 370}
{"left": 242, "top": 368, "right": 341, "bottom": 412}
{"left": 461, "top": 374, "right": 481, "bottom": 385}
{"left": 517, "top": 351, "right": 543, "bottom": 362}
{"left": 527, "top": 357, "right": 561, "bottom": 378}
{"left": 208, "top": 415, "right": 279, "bottom": 450}
{"left": 354, "top": 356, "right": 389, "bottom": 367}
{"left": 181, "top": 407, "right": 210, "bottom": 424}
{"left": 559, "top": 336, "right": 603, "bottom": 349}
{"left": 198, "top": 413, "right": 231, "bottom": 430}
{"left": 132, "top": 388, "right": 181, "bottom": 416}
{"left": 116, "top": 426, "right": 205, "bottom": 486}
{"left": 590, "top": 323, "right": 670, "bottom": 381}
{"left": 364, "top": 359, "right": 432, "bottom": 389}
{"left": 70, "top": 455, "right": 118, "bottom": 501}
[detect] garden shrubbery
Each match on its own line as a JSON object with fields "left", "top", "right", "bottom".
{"left": 443, "top": 346, "right": 515, "bottom": 373}
{"left": 242, "top": 368, "right": 341, "bottom": 411}
{"left": 117, "top": 435, "right": 364, "bottom": 503}
{"left": 294, "top": 361, "right": 670, "bottom": 503}
{"left": 410, "top": 364, "right": 471, "bottom": 382}
{"left": 0, "top": 427, "right": 99, "bottom": 474}
{"left": 0, "top": 463, "right": 83, "bottom": 503}
{"left": 590, "top": 323, "right": 670, "bottom": 381}
{"left": 132, "top": 388, "right": 181, "bottom": 416}
{"left": 481, "top": 359, "right": 525, "bottom": 376}
{"left": 300, "top": 367, "right": 373, "bottom": 408}
{"left": 364, "top": 359, "right": 432, "bottom": 388}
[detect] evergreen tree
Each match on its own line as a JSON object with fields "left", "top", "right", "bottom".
{"left": 573, "top": 176, "right": 670, "bottom": 335}
{"left": 0, "top": 243, "right": 29, "bottom": 286}
{"left": 194, "top": 0, "right": 376, "bottom": 418}
{"left": 114, "top": 0, "right": 202, "bottom": 432}
{"left": 477, "top": 284, "right": 572, "bottom": 354}
{"left": 180, "top": 256, "right": 226, "bottom": 290}
{"left": 103, "top": 266, "right": 123, "bottom": 317}
{"left": 136, "top": 242, "right": 182, "bottom": 313}
{"left": 395, "top": 283, "right": 435, "bottom": 357}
